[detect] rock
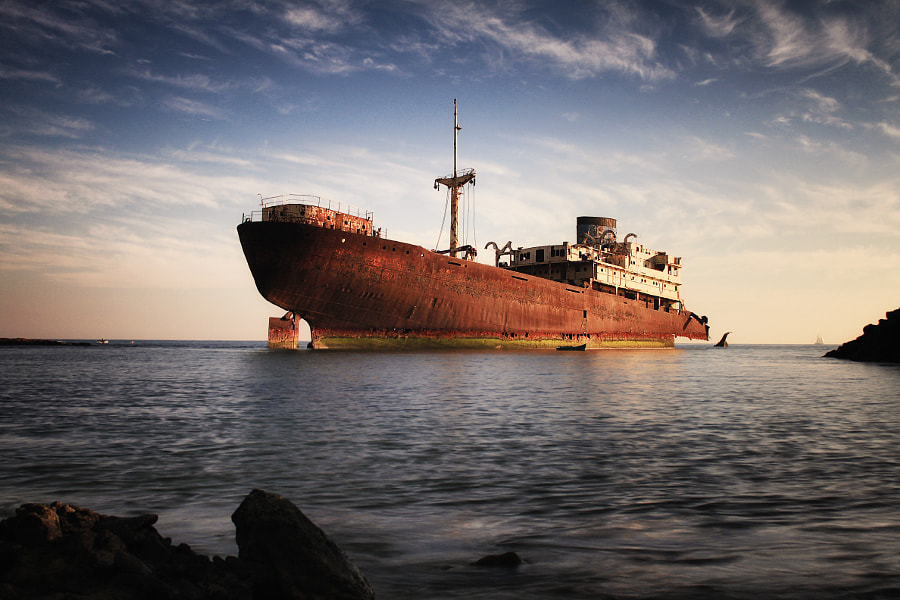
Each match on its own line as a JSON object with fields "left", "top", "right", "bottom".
{"left": 825, "top": 307, "right": 900, "bottom": 363}
{"left": 232, "top": 489, "right": 374, "bottom": 600}
{"left": 471, "top": 551, "right": 523, "bottom": 568}
{"left": 6, "top": 502, "right": 64, "bottom": 543}
{"left": 0, "top": 490, "right": 373, "bottom": 600}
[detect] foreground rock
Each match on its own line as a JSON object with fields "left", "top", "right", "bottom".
{"left": 471, "top": 551, "right": 523, "bottom": 567}
{"left": 825, "top": 307, "right": 900, "bottom": 363}
{"left": 233, "top": 489, "right": 374, "bottom": 600}
{"left": 0, "top": 490, "right": 374, "bottom": 600}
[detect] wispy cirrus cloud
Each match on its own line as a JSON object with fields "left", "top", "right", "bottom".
{"left": 681, "top": 136, "right": 735, "bottom": 162}
{"left": 0, "top": 66, "right": 61, "bottom": 84}
{"left": 162, "top": 96, "right": 227, "bottom": 120}
{"left": 695, "top": 6, "right": 741, "bottom": 38}
{"left": 419, "top": 1, "right": 673, "bottom": 81}
{"left": 1, "top": 107, "right": 94, "bottom": 138}
{"left": 754, "top": 1, "right": 814, "bottom": 68}
{"left": 798, "top": 88, "right": 851, "bottom": 128}
{"left": 877, "top": 122, "right": 900, "bottom": 139}
{"left": 269, "top": 39, "right": 356, "bottom": 74}
{"left": 732, "top": 0, "right": 899, "bottom": 83}
{"left": 0, "top": 0, "right": 118, "bottom": 55}
{"left": 766, "top": 88, "right": 852, "bottom": 131}
{"left": 691, "top": 0, "right": 898, "bottom": 91}
{"left": 284, "top": 2, "right": 361, "bottom": 34}
{"left": 0, "top": 144, "right": 251, "bottom": 217}
{"left": 128, "top": 68, "right": 235, "bottom": 93}
{"left": 861, "top": 121, "right": 900, "bottom": 140}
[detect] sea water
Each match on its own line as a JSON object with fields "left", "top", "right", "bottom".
{"left": 1, "top": 341, "right": 899, "bottom": 599}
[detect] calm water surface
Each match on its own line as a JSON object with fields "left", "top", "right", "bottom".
{"left": 1, "top": 342, "right": 899, "bottom": 599}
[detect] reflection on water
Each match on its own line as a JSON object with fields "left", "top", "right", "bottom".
{"left": 1, "top": 342, "right": 899, "bottom": 599}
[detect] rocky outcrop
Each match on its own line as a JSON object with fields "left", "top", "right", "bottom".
{"left": 825, "top": 307, "right": 900, "bottom": 363}
{"left": 0, "top": 490, "right": 374, "bottom": 600}
{"left": 471, "top": 551, "right": 523, "bottom": 568}
{"left": 233, "top": 489, "right": 374, "bottom": 600}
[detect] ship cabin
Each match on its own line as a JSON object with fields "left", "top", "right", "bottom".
{"left": 248, "top": 194, "right": 378, "bottom": 237}
{"left": 497, "top": 217, "right": 684, "bottom": 313}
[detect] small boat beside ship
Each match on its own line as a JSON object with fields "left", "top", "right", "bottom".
{"left": 238, "top": 102, "right": 709, "bottom": 349}
{"left": 556, "top": 343, "right": 587, "bottom": 351}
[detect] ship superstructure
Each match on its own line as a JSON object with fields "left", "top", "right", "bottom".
{"left": 496, "top": 216, "right": 687, "bottom": 315}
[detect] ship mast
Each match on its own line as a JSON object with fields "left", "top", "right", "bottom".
{"left": 434, "top": 99, "right": 476, "bottom": 258}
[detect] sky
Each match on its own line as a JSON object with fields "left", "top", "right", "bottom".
{"left": 1, "top": 0, "right": 898, "bottom": 344}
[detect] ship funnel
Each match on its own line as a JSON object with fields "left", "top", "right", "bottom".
{"left": 577, "top": 216, "right": 616, "bottom": 247}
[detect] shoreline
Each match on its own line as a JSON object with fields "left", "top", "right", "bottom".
{"left": 0, "top": 337, "right": 92, "bottom": 346}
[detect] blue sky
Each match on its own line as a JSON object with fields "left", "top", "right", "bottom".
{"left": 1, "top": 0, "right": 898, "bottom": 343}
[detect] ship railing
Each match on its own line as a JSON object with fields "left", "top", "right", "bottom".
{"left": 241, "top": 194, "right": 374, "bottom": 223}
{"left": 435, "top": 167, "right": 476, "bottom": 182}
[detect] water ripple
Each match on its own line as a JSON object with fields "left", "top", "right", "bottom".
{"left": 2, "top": 343, "right": 899, "bottom": 598}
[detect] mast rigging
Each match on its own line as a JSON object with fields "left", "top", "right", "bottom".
{"left": 434, "top": 99, "right": 476, "bottom": 259}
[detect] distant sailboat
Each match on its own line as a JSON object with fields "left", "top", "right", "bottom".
{"left": 814, "top": 333, "right": 824, "bottom": 345}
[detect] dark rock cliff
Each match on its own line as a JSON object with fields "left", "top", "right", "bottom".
{"left": 825, "top": 307, "right": 900, "bottom": 363}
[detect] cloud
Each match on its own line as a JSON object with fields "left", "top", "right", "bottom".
{"left": 820, "top": 13, "right": 896, "bottom": 81}
{"left": 755, "top": 1, "right": 813, "bottom": 68}
{"left": 0, "top": 66, "right": 61, "bottom": 84}
{"left": 745, "top": 0, "right": 898, "bottom": 84}
{"left": 269, "top": 39, "right": 355, "bottom": 74}
{"left": 0, "top": 215, "right": 248, "bottom": 290}
{"left": 876, "top": 122, "right": 900, "bottom": 139}
{"left": 680, "top": 136, "right": 734, "bottom": 162}
{"left": 1, "top": 107, "right": 94, "bottom": 138}
{"left": 768, "top": 88, "right": 852, "bottom": 131}
{"left": 0, "top": 143, "right": 269, "bottom": 289}
{"left": 284, "top": 5, "right": 352, "bottom": 33}
{"left": 0, "top": 145, "right": 230, "bottom": 215}
{"left": 162, "top": 96, "right": 227, "bottom": 120}
{"left": 129, "top": 69, "right": 235, "bottom": 93}
{"left": 74, "top": 84, "right": 141, "bottom": 107}
{"left": 798, "top": 88, "right": 851, "bottom": 128}
{"left": 695, "top": 7, "right": 741, "bottom": 37}
{"left": 0, "top": 0, "right": 119, "bottom": 55}
{"left": 691, "top": 1, "right": 897, "bottom": 91}
{"left": 179, "top": 51, "right": 212, "bottom": 61}
{"left": 419, "top": 2, "right": 674, "bottom": 81}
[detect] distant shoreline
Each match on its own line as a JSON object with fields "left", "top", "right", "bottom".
{"left": 0, "top": 337, "right": 92, "bottom": 346}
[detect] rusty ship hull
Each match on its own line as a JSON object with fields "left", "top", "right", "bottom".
{"left": 237, "top": 219, "right": 709, "bottom": 349}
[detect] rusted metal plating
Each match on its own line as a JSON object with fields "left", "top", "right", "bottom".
{"left": 238, "top": 214, "right": 709, "bottom": 349}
